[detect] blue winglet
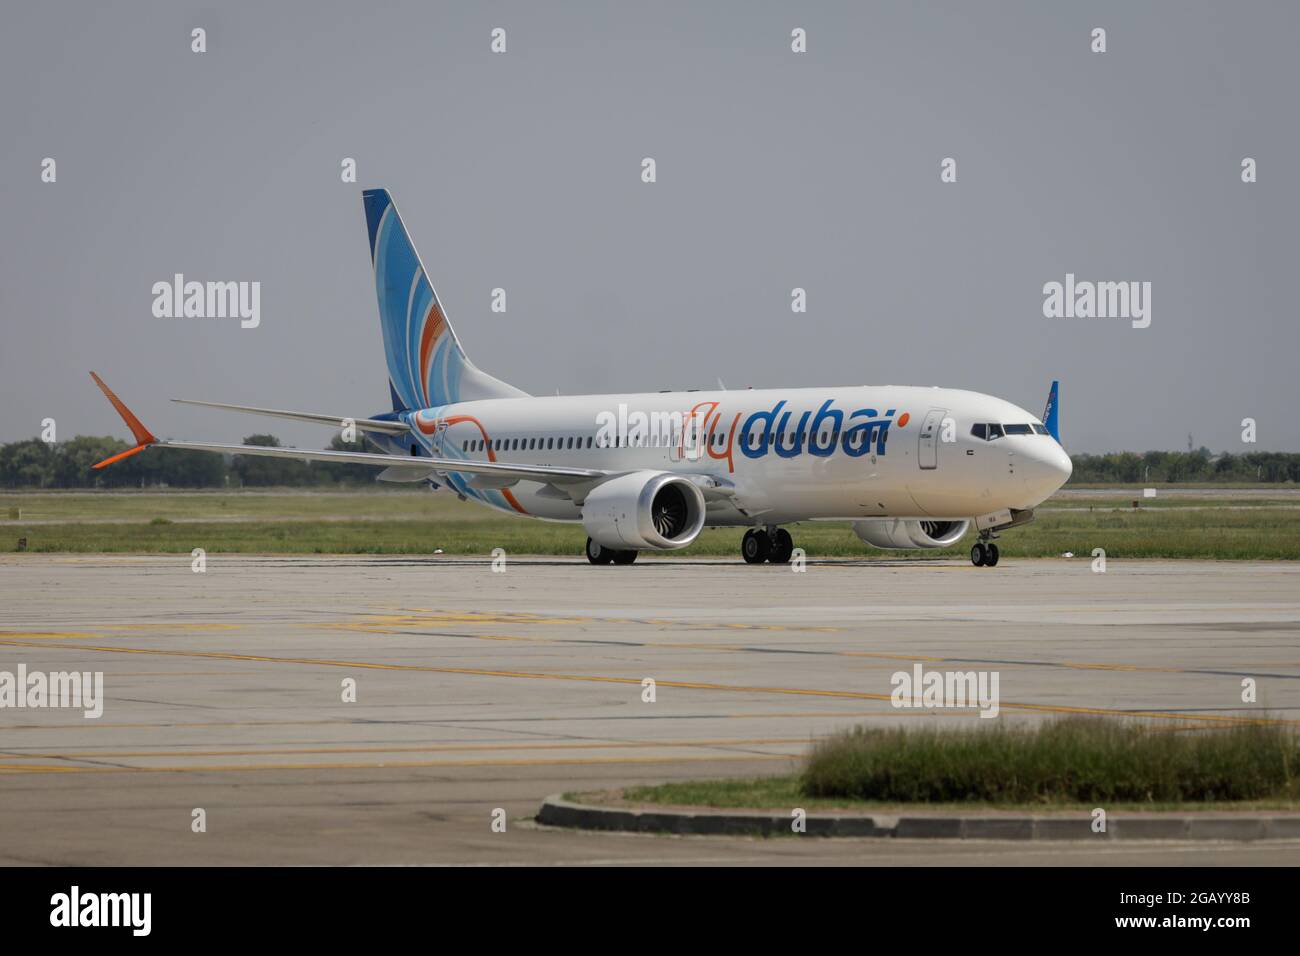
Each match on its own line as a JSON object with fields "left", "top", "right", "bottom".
{"left": 1042, "top": 380, "right": 1060, "bottom": 442}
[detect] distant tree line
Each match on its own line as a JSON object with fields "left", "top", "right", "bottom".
{"left": 1069, "top": 448, "right": 1300, "bottom": 484}
{"left": 0, "top": 434, "right": 377, "bottom": 488}
{"left": 2, "top": 435, "right": 1298, "bottom": 488}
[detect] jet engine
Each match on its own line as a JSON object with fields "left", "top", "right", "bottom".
{"left": 851, "top": 518, "right": 969, "bottom": 550}
{"left": 582, "top": 471, "right": 707, "bottom": 551}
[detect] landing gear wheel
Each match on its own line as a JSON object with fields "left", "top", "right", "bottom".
{"left": 769, "top": 528, "right": 794, "bottom": 564}
{"left": 586, "top": 537, "right": 614, "bottom": 565}
{"left": 970, "top": 542, "right": 987, "bottom": 567}
{"left": 984, "top": 543, "right": 999, "bottom": 567}
{"left": 742, "top": 529, "right": 771, "bottom": 564}
{"left": 611, "top": 549, "right": 638, "bottom": 565}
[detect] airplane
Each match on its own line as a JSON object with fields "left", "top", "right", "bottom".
{"left": 90, "top": 188, "right": 1072, "bottom": 568}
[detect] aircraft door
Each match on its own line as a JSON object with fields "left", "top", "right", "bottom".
{"left": 670, "top": 412, "right": 706, "bottom": 463}
{"left": 917, "top": 408, "right": 947, "bottom": 470}
{"left": 431, "top": 420, "right": 449, "bottom": 457}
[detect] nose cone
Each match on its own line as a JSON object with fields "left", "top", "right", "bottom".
{"left": 1021, "top": 439, "right": 1072, "bottom": 502}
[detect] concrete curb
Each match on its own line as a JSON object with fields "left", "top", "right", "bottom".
{"left": 537, "top": 795, "right": 1300, "bottom": 841}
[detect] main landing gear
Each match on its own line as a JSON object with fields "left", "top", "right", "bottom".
{"left": 970, "top": 536, "right": 1000, "bottom": 567}
{"left": 742, "top": 527, "right": 794, "bottom": 565}
{"left": 586, "top": 537, "right": 637, "bottom": 565}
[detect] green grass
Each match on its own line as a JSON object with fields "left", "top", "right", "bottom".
{"left": 603, "top": 718, "right": 1300, "bottom": 811}
{"left": 802, "top": 718, "right": 1299, "bottom": 805}
{"left": 4, "top": 489, "right": 1300, "bottom": 557}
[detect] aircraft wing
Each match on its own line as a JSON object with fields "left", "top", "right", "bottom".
{"left": 171, "top": 399, "right": 409, "bottom": 436}
{"left": 151, "top": 439, "right": 608, "bottom": 483}
{"left": 90, "top": 373, "right": 609, "bottom": 485}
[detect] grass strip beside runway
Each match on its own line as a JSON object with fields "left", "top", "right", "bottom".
{"left": 5, "top": 491, "right": 1300, "bottom": 558}
{"left": 615, "top": 718, "right": 1300, "bottom": 809}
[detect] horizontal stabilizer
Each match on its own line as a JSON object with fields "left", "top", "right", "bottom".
{"left": 154, "top": 439, "right": 608, "bottom": 485}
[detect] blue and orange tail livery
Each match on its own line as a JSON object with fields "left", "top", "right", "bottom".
{"left": 362, "top": 188, "right": 526, "bottom": 412}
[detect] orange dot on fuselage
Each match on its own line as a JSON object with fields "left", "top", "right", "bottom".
{"left": 897, "top": 412, "right": 910, "bottom": 427}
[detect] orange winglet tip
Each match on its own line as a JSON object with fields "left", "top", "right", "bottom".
{"left": 89, "top": 371, "right": 157, "bottom": 446}
{"left": 92, "top": 443, "right": 150, "bottom": 469}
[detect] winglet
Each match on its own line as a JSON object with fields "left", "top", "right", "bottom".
{"left": 1042, "top": 379, "right": 1060, "bottom": 443}
{"left": 89, "top": 372, "right": 157, "bottom": 468}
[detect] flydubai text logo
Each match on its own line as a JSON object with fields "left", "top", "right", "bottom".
{"left": 593, "top": 399, "right": 908, "bottom": 473}
{"left": 737, "top": 400, "right": 906, "bottom": 460}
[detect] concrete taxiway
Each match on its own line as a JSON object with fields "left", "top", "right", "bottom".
{"left": 0, "top": 554, "right": 1297, "bottom": 865}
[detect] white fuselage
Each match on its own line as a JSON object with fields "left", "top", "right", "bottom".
{"left": 370, "top": 385, "right": 1073, "bottom": 525}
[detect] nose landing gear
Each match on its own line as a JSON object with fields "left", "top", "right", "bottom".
{"left": 969, "top": 508, "right": 1034, "bottom": 566}
{"left": 970, "top": 538, "right": 999, "bottom": 567}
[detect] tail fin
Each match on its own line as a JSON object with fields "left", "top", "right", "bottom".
{"left": 1042, "top": 379, "right": 1060, "bottom": 443}
{"left": 362, "top": 188, "right": 527, "bottom": 411}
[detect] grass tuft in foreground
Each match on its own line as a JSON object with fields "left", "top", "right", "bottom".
{"left": 802, "top": 717, "right": 1300, "bottom": 805}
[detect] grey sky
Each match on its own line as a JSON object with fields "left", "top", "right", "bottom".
{"left": 2, "top": 1, "right": 1296, "bottom": 453}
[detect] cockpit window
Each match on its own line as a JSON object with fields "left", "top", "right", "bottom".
{"left": 972, "top": 422, "right": 1049, "bottom": 440}
{"left": 972, "top": 423, "right": 1004, "bottom": 440}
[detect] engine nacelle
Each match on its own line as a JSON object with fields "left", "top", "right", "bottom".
{"left": 582, "top": 471, "right": 707, "bottom": 551}
{"left": 851, "top": 518, "right": 969, "bottom": 550}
